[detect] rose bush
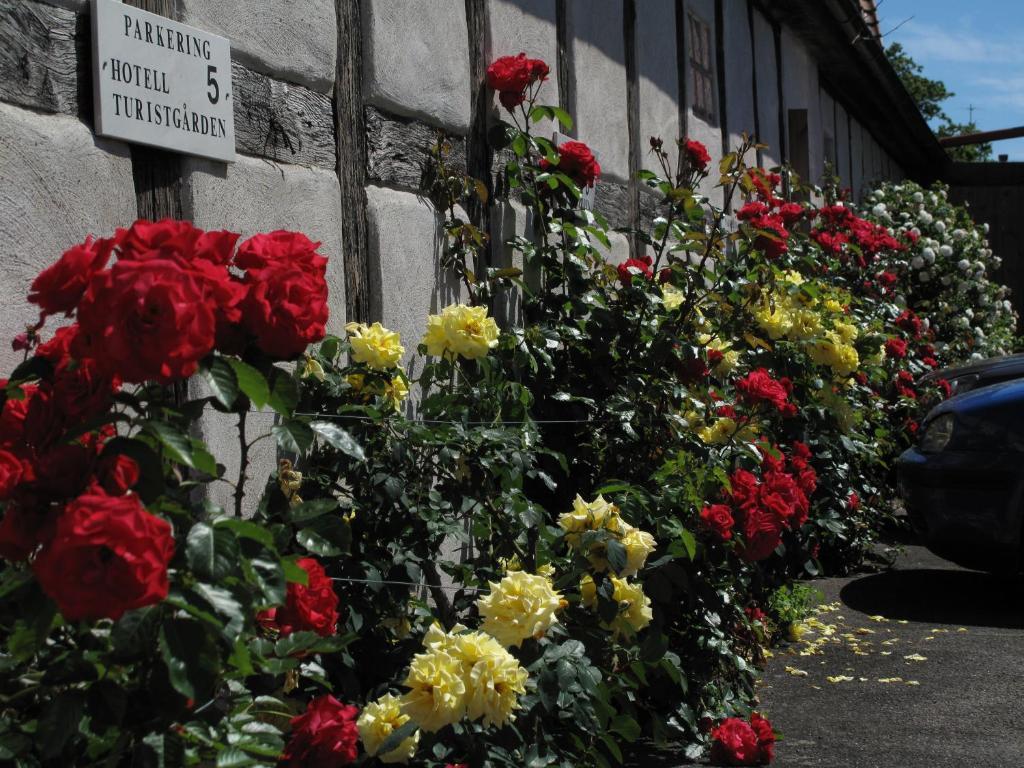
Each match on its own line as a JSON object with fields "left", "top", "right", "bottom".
{"left": 0, "top": 49, "right": 1017, "bottom": 768}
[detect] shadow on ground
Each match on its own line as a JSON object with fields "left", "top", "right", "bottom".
{"left": 840, "top": 567, "right": 1024, "bottom": 629}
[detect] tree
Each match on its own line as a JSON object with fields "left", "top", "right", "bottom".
{"left": 886, "top": 42, "right": 993, "bottom": 162}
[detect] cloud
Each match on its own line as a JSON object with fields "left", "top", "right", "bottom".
{"left": 895, "top": 21, "right": 1024, "bottom": 65}
{"left": 970, "top": 77, "right": 1024, "bottom": 114}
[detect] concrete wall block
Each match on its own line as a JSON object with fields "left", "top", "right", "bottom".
{"left": 722, "top": 0, "right": 755, "bottom": 155}
{"left": 0, "top": 102, "right": 136, "bottom": 374}
{"left": 180, "top": 0, "right": 337, "bottom": 93}
{"left": 364, "top": 185, "right": 466, "bottom": 378}
{"left": 183, "top": 153, "right": 345, "bottom": 515}
{"left": 363, "top": 0, "right": 472, "bottom": 133}
{"left": 488, "top": 0, "right": 558, "bottom": 98}
{"left": 571, "top": 0, "right": 629, "bottom": 183}
{"left": 637, "top": 0, "right": 680, "bottom": 170}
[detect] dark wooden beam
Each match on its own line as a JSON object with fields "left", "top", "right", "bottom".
{"left": 464, "top": 0, "right": 492, "bottom": 275}
{"left": 123, "top": 0, "right": 184, "bottom": 222}
{"left": 555, "top": 0, "right": 575, "bottom": 135}
{"left": 939, "top": 126, "right": 1024, "bottom": 148}
{"left": 335, "top": 0, "right": 372, "bottom": 323}
{"left": 624, "top": 0, "right": 640, "bottom": 256}
{"left": 771, "top": 18, "right": 786, "bottom": 164}
{"left": 714, "top": 0, "right": 729, "bottom": 208}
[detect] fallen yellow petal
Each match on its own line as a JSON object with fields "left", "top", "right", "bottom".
{"left": 905, "top": 680, "right": 921, "bottom": 686}
{"left": 855, "top": 628, "right": 875, "bottom": 635}
{"left": 867, "top": 615, "right": 888, "bottom": 622}
{"left": 904, "top": 653, "right": 927, "bottom": 662}
{"left": 827, "top": 675, "right": 855, "bottom": 684}
{"left": 785, "top": 666, "right": 808, "bottom": 677}
{"left": 957, "top": 627, "right": 969, "bottom": 633}
{"left": 877, "top": 677, "right": 904, "bottom": 683}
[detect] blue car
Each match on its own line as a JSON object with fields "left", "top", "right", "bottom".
{"left": 898, "top": 365, "right": 1024, "bottom": 575}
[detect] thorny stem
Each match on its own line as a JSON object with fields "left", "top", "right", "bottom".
{"left": 234, "top": 410, "right": 249, "bottom": 518}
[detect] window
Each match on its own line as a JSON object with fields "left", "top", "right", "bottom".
{"left": 688, "top": 12, "right": 715, "bottom": 123}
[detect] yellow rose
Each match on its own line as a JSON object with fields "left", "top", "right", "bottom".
{"left": 300, "top": 355, "right": 326, "bottom": 381}
{"left": 422, "top": 304, "right": 500, "bottom": 360}
{"left": 662, "top": 283, "right": 684, "bottom": 311}
{"left": 579, "top": 574, "right": 653, "bottom": 638}
{"left": 346, "top": 322, "right": 405, "bottom": 369}
{"left": 358, "top": 694, "right": 420, "bottom": 764}
{"left": 384, "top": 374, "right": 409, "bottom": 409}
{"left": 621, "top": 527, "right": 657, "bottom": 577}
{"left": 787, "top": 309, "right": 821, "bottom": 340}
{"left": 753, "top": 300, "right": 793, "bottom": 340}
{"left": 400, "top": 648, "right": 466, "bottom": 732}
{"left": 477, "top": 571, "right": 565, "bottom": 647}
{"left": 832, "top": 320, "right": 859, "bottom": 344}
{"left": 463, "top": 641, "right": 529, "bottom": 728}
{"left": 698, "top": 417, "right": 737, "bottom": 445}
{"left": 558, "top": 494, "right": 625, "bottom": 547}
{"left": 823, "top": 298, "right": 843, "bottom": 313}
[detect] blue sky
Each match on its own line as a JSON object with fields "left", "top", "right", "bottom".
{"left": 878, "top": 0, "right": 1024, "bottom": 160}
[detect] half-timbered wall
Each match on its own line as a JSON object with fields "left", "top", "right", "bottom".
{"left": 0, "top": 0, "right": 909, "bottom": 513}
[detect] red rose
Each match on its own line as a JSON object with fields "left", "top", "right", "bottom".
{"left": 683, "top": 138, "right": 711, "bottom": 171}
{"left": 737, "top": 506, "right": 783, "bottom": 562}
{"left": 34, "top": 443, "right": 94, "bottom": 500}
{"left": 728, "top": 469, "right": 760, "bottom": 508}
{"left": 32, "top": 490, "right": 174, "bottom": 621}
{"left": 710, "top": 717, "right": 762, "bottom": 766}
{"left": 617, "top": 254, "right": 653, "bottom": 285}
{"left": 936, "top": 378, "right": 952, "bottom": 398}
{"left": 737, "top": 202, "right": 769, "bottom": 221}
{"left": 281, "top": 695, "right": 359, "bottom": 767}
{"left": 542, "top": 140, "right": 601, "bottom": 188}
{"left": 790, "top": 440, "right": 812, "bottom": 462}
{"left": 895, "top": 309, "right": 922, "bottom": 338}
{"left": 235, "top": 231, "right": 328, "bottom": 275}
{"left": 0, "top": 450, "right": 24, "bottom": 499}
{"left": 776, "top": 202, "right": 804, "bottom": 226}
{"left": 847, "top": 492, "right": 860, "bottom": 511}
{"left": 36, "top": 326, "right": 79, "bottom": 366}
{"left": 241, "top": 263, "right": 329, "bottom": 359}
{"left": 749, "top": 713, "right": 776, "bottom": 763}
{"left": 23, "top": 387, "right": 64, "bottom": 452}
{"left": 735, "top": 369, "right": 792, "bottom": 414}
{"left": 262, "top": 557, "right": 339, "bottom": 637}
{"left": 744, "top": 605, "right": 766, "bottom": 624}
{"left": 701, "top": 504, "right": 735, "bottom": 541}
{"left": 708, "top": 348, "right": 725, "bottom": 367}
{"left": 28, "top": 237, "right": 115, "bottom": 317}
{"left": 97, "top": 452, "right": 140, "bottom": 496}
{"left": 52, "top": 358, "right": 119, "bottom": 422}
{"left": 0, "top": 501, "right": 58, "bottom": 562}
{"left": 116, "top": 219, "right": 203, "bottom": 261}
{"left": 759, "top": 490, "right": 794, "bottom": 529}
{"left": 76, "top": 258, "right": 217, "bottom": 383}
{"left": 0, "top": 383, "right": 35, "bottom": 448}
{"left": 486, "top": 53, "right": 549, "bottom": 110}
{"left": 884, "top": 338, "right": 907, "bottom": 359}
{"left": 751, "top": 215, "right": 789, "bottom": 260}
{"left": 876, "top": 271, "right": 898, "bottom": 290}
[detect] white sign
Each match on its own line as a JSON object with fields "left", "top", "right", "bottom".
{"left": 91, "top": 0, "right": 235, "bottom": 162}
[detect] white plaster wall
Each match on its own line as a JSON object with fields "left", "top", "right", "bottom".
{"left": 364, "top": 185, "right": 465, "bottom": 379}
{"left": 682, "top": 0, "right": 722, "bottom": 202}
{"left": 363, "top": 0, "right": 471, "bottom": 132}
{"left": 751, "top": 8, "right": 780, "bottom": 168}
{"left": 780, "top": 28, "right": 821, "bottom": 185}
{"left": 836, "top": 103, "right": 850, "bottom": 191}
{"left": 183, "top": 153, "right": 346, "bottom": 516}
{"left": 820, "top": 89, "right": 836, "bottom": 176}
{"left": 180, "top": 0, "right": 337, "bottom": 93}
{"left": 850, "top": 118, "right": 864, "bottom": 201}
{"left": 490, "top": 200, "right": 530, "bottom": 328}
{"left": 570, "top": 0, "right": 629, "bottom": 182}
{"left": 723, "top": 0, "right": 755, "bottom": 158}
{"left": 487, "top": 0, "right": 559, "bottom": 105}
{"left": 637, "top": 0, "right": 680, "bottom": 172}
{"left": 0, "top": 103, "right": 136, "bottom": 374}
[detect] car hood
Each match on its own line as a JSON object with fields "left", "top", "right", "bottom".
{"left": 931, "top": 377, "right": 1024, "bottom": 416}
{"left": 920, "top": 353, "right": 1024, "bottom": 385}
{"left": 925, "top": 378, "right": 1024, "bottom": 452}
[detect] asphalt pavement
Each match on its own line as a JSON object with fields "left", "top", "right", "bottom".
{"left": 757, "top": 544, "right": 1024, "bottom": 768}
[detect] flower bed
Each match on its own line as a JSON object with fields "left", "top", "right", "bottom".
{"left": 0, "top": 55, "right": 1016, "bottom": 768}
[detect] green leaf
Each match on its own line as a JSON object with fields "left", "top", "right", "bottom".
{"left": 678, "top": 528, "right": 697, "bottom": 561}
{"left": 159, "top": 619, "right": 204, "bottom": 699}
{"left": 229, "top": 359, "right": 270, "bottom": 410}
{"left": 606, "top": 538, "right": 628, "bottom": 575}
{"left": 191, "top": 583, "right": 245, "bottom": 640}
{"left": 268, "top": 369, "right": 300, "bottom": 417}
{"left": 376, "top": 720, "right": 419, "bottom": 757}
{"left": 251, "top": 557, "right": 286, "bottom": 606}
{"left": 273, "top": 420, "right": 315, "bottom": 455}
{"left": 8, "top": 595, "right": 57, "bottom": 662}
{"left": 201, "top": 357, "right": 238, "bottom": 408}
{"left": 282, "top": 558, "right": 310, "bottom": 585}
{"left": 296, "top": 528, "right": 345, "bottom": 557}
{"left": 310, "top": 421, "right": 366, "bottom": 461}
{"left": 111, "top": 606, "right": 161, "bottom": 658}
{"left": 186, "top": 523, "right": 240, "bottom": 581}
{"left": 216, "top": 747, "right": 257, "bottom": 768}
{"left": 38, "top": 690, "right": 86, "bottom": 760}
{"left": 214, "top": 518, "right": 275, "bottom": 548}
{"left": 147, "top": 422, "right": 195, "bottom": 468}
{"left": 190, "top": 440, "right": 219, "bottom": 477}
{"left": 610, "top": 714, "right": 642, "bottom": 742}
{"left": 550, "top": 105, "right": 574, "bottom": 130}
{"left": 289, "top": 498, "right": 340, "bottom": 524}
